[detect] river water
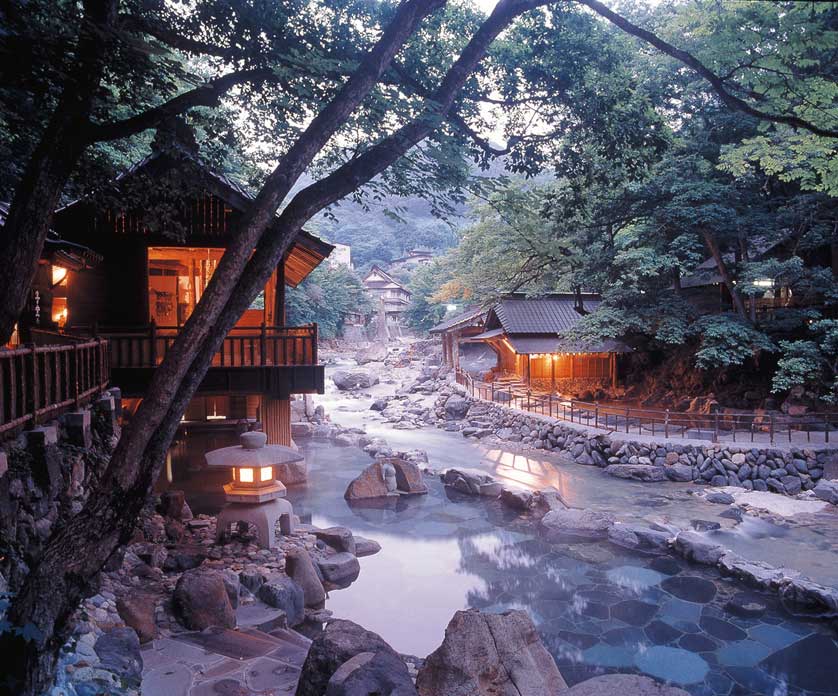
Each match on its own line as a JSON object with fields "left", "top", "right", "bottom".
{"left": 167, "top": 363, "right": 838, "bottom": 695}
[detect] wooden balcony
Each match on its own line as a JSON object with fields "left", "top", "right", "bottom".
{"left": 90, "top": 324, "right": 323, "bottom": 398}
{"left": 0, "top": 339, "right": 110, "bottom": 436}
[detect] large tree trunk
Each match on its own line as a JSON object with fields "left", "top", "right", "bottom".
{"left": 0, "top": 0, "right": 117, "bottom": 345}
{"left": 0, "top": 1, "right": 446, "bottom": 692}
{"left": 701, "top": 229, "right": 749, "bottom": 320}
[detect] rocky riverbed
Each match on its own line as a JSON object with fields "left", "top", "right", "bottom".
{"left": 9, "top": 338, "right": 838, "bottom": 695}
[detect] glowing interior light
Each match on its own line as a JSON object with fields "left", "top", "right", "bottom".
{"left": 260, "top": 466, "right": 274, "bottom": 482}
{"left": 754, "top": 279, "right": 773, "bottom": 288}
{"left": 238, "top": 467, "right": 254, "bottom": 483}
{"left": 52, "top": 266, "right": 68, "bottom": 286}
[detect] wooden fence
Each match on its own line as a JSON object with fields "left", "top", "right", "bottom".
{"left": 91, "top": 323, "right": 318, "bottom": 370}
{"left": 0, "top": 339, "right": 110, "bottom": 436}
{"left": 456, "top": 369, "right": 836, "bottom": 446}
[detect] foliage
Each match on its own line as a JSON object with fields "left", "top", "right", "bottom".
{"left": 405, "top": 261, "right": 451, "bottom": 330}
{"left": 285, "top": 264, "right": 371, "bottom": 340}
{"left": 773, "top": 320, "right": 838, "bottom": 404}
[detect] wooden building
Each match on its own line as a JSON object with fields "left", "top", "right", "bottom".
{"left": 458, "top": 294, "right": 629, "bottom": 390}
{"left": 429, "top": 306, "right": 487, "bottom": 369}
{"left": 26, "top": 144, "right": 333, "bottom": 447}
{"left": 363, "top": 265, "right": 411, "bottom": 335}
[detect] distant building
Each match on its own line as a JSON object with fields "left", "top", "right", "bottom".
{"left": 363, "top": 265, "right": 412, "bottom": 336}
{"left": 327, "top": 242, "right": 352, "bottom": 269}
{"left": 389, "top": 248, "right": 433, "bottom": 272}
{"left": 432, "top": 293, "right": 630, "bottom": 389}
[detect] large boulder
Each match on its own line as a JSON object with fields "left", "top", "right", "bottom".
{"left": 561, "top": 674, "right": 690, "bottom": 695}
{"left": 173, "top": 568, "right": 236, "bottom": 630}
{"left": 604, "top": 464, "right": 667, "bottom": 482}
{"left": 416, "top": 609, "right": 566, "bottom": 696}
{"left": 443, "top": 394, "right": 470, "bottom": 420}
{"left": 390, "top": 458, "right": 428, "bottom": 494}
{"left": 286, "top": 547, "right": 327, "bottom": 608}
{"left": 325, "top": 651, "right": 418, "bottom": 696}
{"left": 296, "top": 619, "right": 402, "bottom": 696}
{"left": 345, "top": 461, "right": 397, "bottom": 500}
{"left": 116, "top": 594, "right": 158, "bottom": 644}
{"left": 540, "top": 508, "right": 615, "bottom": 540}
{"left": 94, "top": 627, "right": 143, "bottom": 685}
{"left": 333, "top": 369, "right": 379, "bottom": 391}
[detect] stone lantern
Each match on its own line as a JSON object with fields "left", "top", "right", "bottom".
{"left": 205, "top": 431, "right": 301, "bottom": 549}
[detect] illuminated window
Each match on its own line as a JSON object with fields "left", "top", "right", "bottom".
{"left": 260, "top": 466, "right": 273, "bottom": 482}
{"left": 238, "top": 467, "right": 254, "bottom": 483}
{"left": 52, "top": 266, "right": 68, "bottom": 287}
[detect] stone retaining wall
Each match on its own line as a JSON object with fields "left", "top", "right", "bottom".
{"left": 440, "top": 388, "right": 836, "bottom": 497}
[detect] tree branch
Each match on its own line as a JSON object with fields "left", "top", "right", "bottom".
{"left": 578, "top": 0, "right": 838, "bottom": 139}
{"left": 85, "top": 68, "right": 283, "bottom": 142}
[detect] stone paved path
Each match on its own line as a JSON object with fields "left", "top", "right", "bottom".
{"left": 141, "top": 622, "right": 310, "bottom": 696}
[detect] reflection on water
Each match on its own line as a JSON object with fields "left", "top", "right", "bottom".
{"left": 163, "top": 416, "right": 838, "bottom": 694}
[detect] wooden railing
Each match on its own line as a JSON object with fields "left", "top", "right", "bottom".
{"left": 91, "top": 324, "right": 318, "bottom": 370}
{"left": 455, "top": 369, "right": 837, "bottom": 446}
{"left": 0, "top": 340, "right": 110, "bottom": 435}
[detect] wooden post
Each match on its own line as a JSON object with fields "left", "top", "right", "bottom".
{"left": 150, "top": 320, "right": 158, "bottom": 366}
{"left": 29, "top": 344, "right": 39, "bottom": 425}
{"left": 551, "top": 354, "right": 556, "bottom": 393}
{"left": 610, "top": 353, "right": 617, "bottom": 389}
{"left": 769, "top": 413, "right": 775, "bottom": 444}
{"left": 713, "top": 412, "right": 719, "bottom": 443}
{"left": 275, "top": 259, "right": 286, "bottom": 326}
{"left": 664, "top": 409, "right": 669, "bottom": 439}
{"left": 260, "top": 323, "right": 267, "bottom": 366}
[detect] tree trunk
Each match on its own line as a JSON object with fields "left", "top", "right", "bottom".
{"left": 0, "top": 2, "right": 447, "bottom": 691}
{"left": 0, "top": 0, "right": 117, "bottom": 345}
{"left": 701, "top": 229, "right": 748, "bottom": 320}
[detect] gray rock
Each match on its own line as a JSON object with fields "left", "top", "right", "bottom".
{"left": 673, "top": 531, "right": 724, "bottom": 565}
{"left": 416, "top": 609, "right": 566, "bottom": 696}
{"left": 665, "top": 464, "right": 693, "bottom": 482}
{"left": 286, "top": 547, "right": 326, "bottom": 608}
{"left": 717, "top": 552, "right": 790, "bottom": 590}
{"left": 370, "top": 398, "right": 389, "bottom": 412}
{"left": 297, "top": 619, "right": 403, "bottom": 696}
{"left": 354, "top": 536, "right": 382, "bottom": 558}
{"left": 332, "top": 369, "right": 379, "bottom": 391}
{"left": 604, "top": 464, "right": 667, "bottom": 482}
{"left": 781, "top": 475, "right": 802, "bottom": 495}
{"left": 258, "top": 576, "right": 305, "bottom": 626}
{"left": 607, "top": 524, "right": 671, "bottom": 552}
{"left": 314, "top": 526, "right": 357, "bottom": 555}
{"left": 779, "top": 577, "right": 838, "bottom": 618}
{"left": 540, "top": 508, "right": 615, "bottom": 540}
{"left": 814, "top": 479, "right": 838, "bottom": 505}
{"left": 326, "top": 651, "right": 418, "bottom": 696}
{"left": 441, "top": 468, "right": 497, "bottom": 496}
{"left": 318, "top": 552, "right": 361, "bottom": 586}
{"left": 561, "top": 674, "right": 690, "bottom": 695}
{"left": 705, "top": 491, "right": 734, "bottom": 505}
{"left": 444, "top": 394, "right": 470, "bottom": 420}
{"left": 94, "top": 627, "right": 143, "bottom": 685}
{"left": 173, "top": 568, "right": 236, "bottom": 630}
{"left": 499, "top": 487, "right": 534, "bottom": 511}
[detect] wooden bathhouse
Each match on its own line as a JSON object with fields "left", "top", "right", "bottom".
{"left": 438, "top": 294, "right": 629, "bottom": 390}
{"left": 19, "top": 140, "right": 333, "bottom": 447}
{"left": 429, "top": 306, "right": 487, "bottom": 369}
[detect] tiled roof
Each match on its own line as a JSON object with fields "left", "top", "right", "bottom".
{"left": 492, "top": 294, "right": 601, "bottom": 334}
{"left": 429, "top": 306, "right": 486, "bottom": 333}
